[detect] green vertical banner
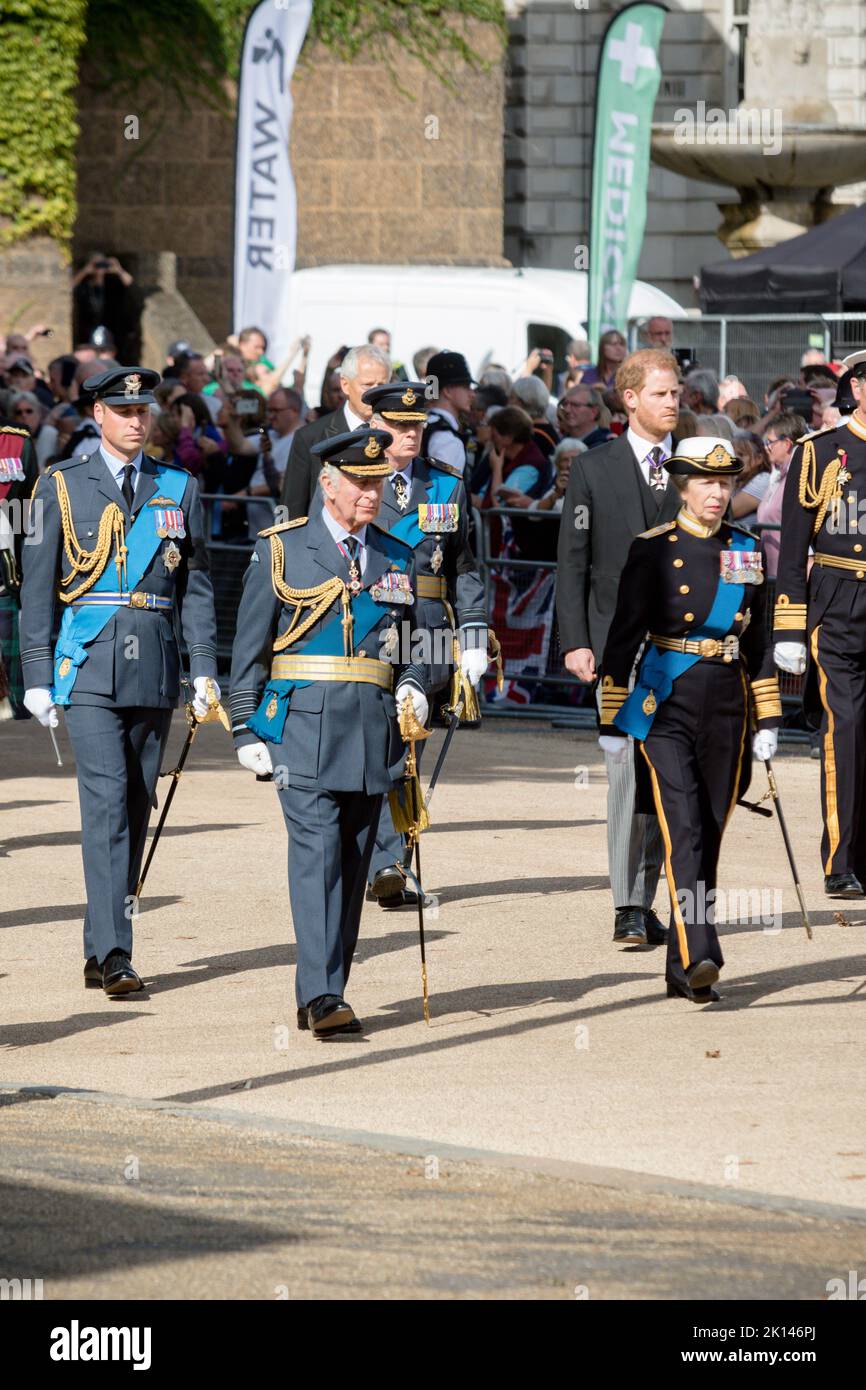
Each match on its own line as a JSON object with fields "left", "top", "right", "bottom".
{"left": 588, "top": 2, "right": 667, "bottom": 351}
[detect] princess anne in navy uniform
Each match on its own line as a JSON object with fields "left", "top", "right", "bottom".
{"left": 598, "top": 437, "right": 782, "bottom": 1002}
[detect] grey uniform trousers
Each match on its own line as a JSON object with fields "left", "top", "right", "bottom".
{"left": 64, "top": 704, "right": 173, "bottom": 964}
{"left": 278, "top": 782, "right": 383, "bottom": 1007}
{"left": 596, "top": 685, "right": 663, "bottom": 911}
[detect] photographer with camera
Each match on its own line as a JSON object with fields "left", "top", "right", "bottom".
{"left": 71, "top": 251, "right": 142, "bottom": 364}
{"left": 210, "top": 390, "right": 277, "bottom": 541}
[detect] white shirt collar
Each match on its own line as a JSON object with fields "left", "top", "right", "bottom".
{"left": 626, "top": 427, "right": 672, "bottom": 464}
{"left": 99, "top": 443, "right": 143, "bottom": 483}
{"left": 343, "top": 403, "right": 365, "bottom": 432}
{"left": 432, "top": 404, "right": 458, "bottom": 428}
{"left": 321, "top": 504, "right": 368, "bottom": 553}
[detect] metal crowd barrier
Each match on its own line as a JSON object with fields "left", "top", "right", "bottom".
{"left": 199, "top": 492, "right": 273, "bottom": 663}
{"left": 627, "top": 312, "right": 866, "bottom": 405}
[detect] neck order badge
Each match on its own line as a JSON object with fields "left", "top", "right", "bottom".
{"left": 588, "top": 2, "right": 667, "bottom": 351}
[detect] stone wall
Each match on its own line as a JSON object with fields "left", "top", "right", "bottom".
{"left": 70, "top": 27, "right": 506, "bottom": 350}
{"left": 504, "top": 0, "right": 733, "bottom": 312}
{"left": 0, "top": 239, "right": 73, "bottom": 369}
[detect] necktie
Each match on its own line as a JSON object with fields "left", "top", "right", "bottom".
{"left": 121, "top": 464, "right": 136, "bottom": 511}
{"left": 344, "top": 535, "right": 362, "bottom": 593}
{"left": 647, "top": 446, "right": 666, "bottom": 493}
{"left": 391, "top": 473, "right": 409, "bottom": 510}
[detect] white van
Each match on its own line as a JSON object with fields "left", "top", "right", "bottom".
{"left": 277, "top": 264, "right": 684, "bottom": 397}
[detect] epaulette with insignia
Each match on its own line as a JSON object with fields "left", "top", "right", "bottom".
{"left": 796, "top": 424, "right": 837, "bottom": 445}
{"left": 637, "top": 520, "right": 676, "bottom": 539}
{"left": 426, "top": 458, "right": 462, "bottom": 479}
{"left": 258, "top": 516, "right": 308, "bottom": 538}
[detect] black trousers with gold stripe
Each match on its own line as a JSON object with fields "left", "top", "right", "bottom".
{"left": 810, "top": 603, "right": 866, "bottom": 878}
{"left": 639, "top": 661, "right": 749, "bottom": 989}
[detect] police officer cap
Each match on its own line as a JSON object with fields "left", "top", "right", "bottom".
{"left": 425, "top": 350, "right": 476, "bottom": 390}
{"left": 362, "top": 381, "right": 430, "bottom": 421}
{"left": 83, "top": 367, "right": 161, "bottom": 406}
{"left": 311, "top": 427, "right": 394, "bottom": 477}
{"left": 841, "top": 350, "right": 866, "bottom": 379}
{"left": 664, "top": 435, "right": 742, "bottom": 477}
{"left": 834, "top": 369, "right": 856, "bottom": 413}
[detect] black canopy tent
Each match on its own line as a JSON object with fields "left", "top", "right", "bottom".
{"left": 699, "top": 202, "right": 866, "bottom": 314}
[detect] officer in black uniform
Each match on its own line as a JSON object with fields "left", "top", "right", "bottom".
{"left": 600, "top": 437, "right": 782, "bottom": 1002}
{"left": 360, "top": 381, "right": 489, "bottom": 906}
{"left": 0, "top": 423, "right": 39, "bottom": 716}
{"left": 774, "top": 349, "right": 866, "bottom": 896}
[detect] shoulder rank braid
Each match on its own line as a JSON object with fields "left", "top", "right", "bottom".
{"left": 267, "top": 532, "right": 356, "bottom": 657}
{"left": 51, "top": 469, "right": 129, "bottom": 601}
{"left": 797, "top": 437, "right": 849, "bottom": 536}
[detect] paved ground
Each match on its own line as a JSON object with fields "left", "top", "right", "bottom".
{"left": 2, "top": 712, "right": 865, "bottom": 1297}
{"left": 1, "top": 1091, "right": 860, "bottom": 1301}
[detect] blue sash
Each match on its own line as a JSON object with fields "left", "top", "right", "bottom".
{"left": 614, "top": 530, "right": 753, "bottom": 741}
{"left": 247, "top": 535, "right": 412, "bottom": 744}
{"left": 388, "top": 468, "right": 457, "bottom": 549}
{"left": 52, "top": 465, "right": 188, "bottom": 704}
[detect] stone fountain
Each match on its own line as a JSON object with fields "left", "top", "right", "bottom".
{"left": 650, "top": 0, "right": 866, "bottom": 255}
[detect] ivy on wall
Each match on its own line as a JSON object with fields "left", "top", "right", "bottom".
{"left": 0, "top": 1, "right": 88, "bottom": 246}
{"left": 1, "top": 0, "right": 506, "bottom": 249}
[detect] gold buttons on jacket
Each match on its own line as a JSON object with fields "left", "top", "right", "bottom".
{"left": 668, "top": 534, "right": 677, "bottom": 542}
{"left": 679, "top": 585, "right": 689, "bottom": 594}
{"left": 735, "top": 611, "right": 743, "bottom": 621}
{"left": 856, "top": 544, "right": 863, "bottom": 553}
{"left": 684, "top": 612, "right": 695, "bottom": 622}
{"left": 673, "top": 558, "right": 684, "bottom": 568}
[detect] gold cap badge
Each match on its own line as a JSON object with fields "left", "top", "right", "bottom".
{"left": 124, "top": 373, "right": 142, "bottom": 398}
{"left": 402, "top": 388, "right": 417, "bottom": 406}
{"left": 364, "top": 437, "right": 381, "bottom": 458}
{"left": 705, "top": 443, "right": 732, "bottom": 469}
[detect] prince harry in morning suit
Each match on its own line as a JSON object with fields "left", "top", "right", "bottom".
{"left": 556, "top": 349, "right": 684, "bottom": 948}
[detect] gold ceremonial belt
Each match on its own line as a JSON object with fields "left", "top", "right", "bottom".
{"left": 417, "top": 575, "right": 447, "bottom": 600}
{"left": 814, "top": 552, "right": 866, "bottom": 579}
{"left": 69, "top": 590, "right": 172, "bottom": 611}
{"left": 269, "top": 654, "right": 394, "bottom": 689}
{"left": 651, "top": 633, "right": 740, "bottom": 661}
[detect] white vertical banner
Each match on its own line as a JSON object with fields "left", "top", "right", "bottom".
{"left": 233, "top": 0, "right": 312, "bottom": 359}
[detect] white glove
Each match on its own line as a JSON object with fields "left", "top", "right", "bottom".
{"left": 774, "top": 641, "right": 807, "bottom": 675}
{"left": 599, "top": 733, "right": 629, "bottom": 763}
{"left": 396, "top": 683, "right": 429, "bottom": 727}
{"left": 237, "top": 742, "right": 273, "bottom": 776}
{"left": 460, "top": 646, "right": 489, "bottom": 688}
{"left": 192, "top": 675, "right": 221, "bottom": 719}
{"left": 24, "top": 687, "right": 59, "bottom": 728}
{"left": 752, "top": 728, "right": 778, "bottom": 762}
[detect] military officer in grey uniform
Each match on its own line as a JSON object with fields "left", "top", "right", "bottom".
{"left": 228, "top": 427, "right": 430, "bottom": 1038}
{"left": 19, "top": 367, "right": 219, "bottom": 995}
{"left": 359, "top": 381, "right": 489, "bottom": 907}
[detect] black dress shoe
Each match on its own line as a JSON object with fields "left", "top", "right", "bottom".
{"left": 825, "top": 872, "right": 865, "bottom": 898}
{"left": 613, "top": 907, "right": 648, "bottom": 946}
{"left": 101, "top": 950, "right": 143, "bottom": 997}
{"left": 297, "top": 1006, "right": 362, "bottom": 1035}
{"left": 666, "top": 980, "right": 722, "bottom": 1003}
{"left": 305, "top": 994, "right": 356, "bottom": 1037}
{"left": 84, "top": 956, "right": 102, "bottom": 989}
{"left": 686, "top": 958, "right": 720, "bottom": 991}
{"left": 643, "top": 909, "right": 669, "bottom": 946}
{"left": 378, "top": 888, "right": 421, "bottom": 911}
{"left": 370, "top": 866, "right": 406, "bottom": 900}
